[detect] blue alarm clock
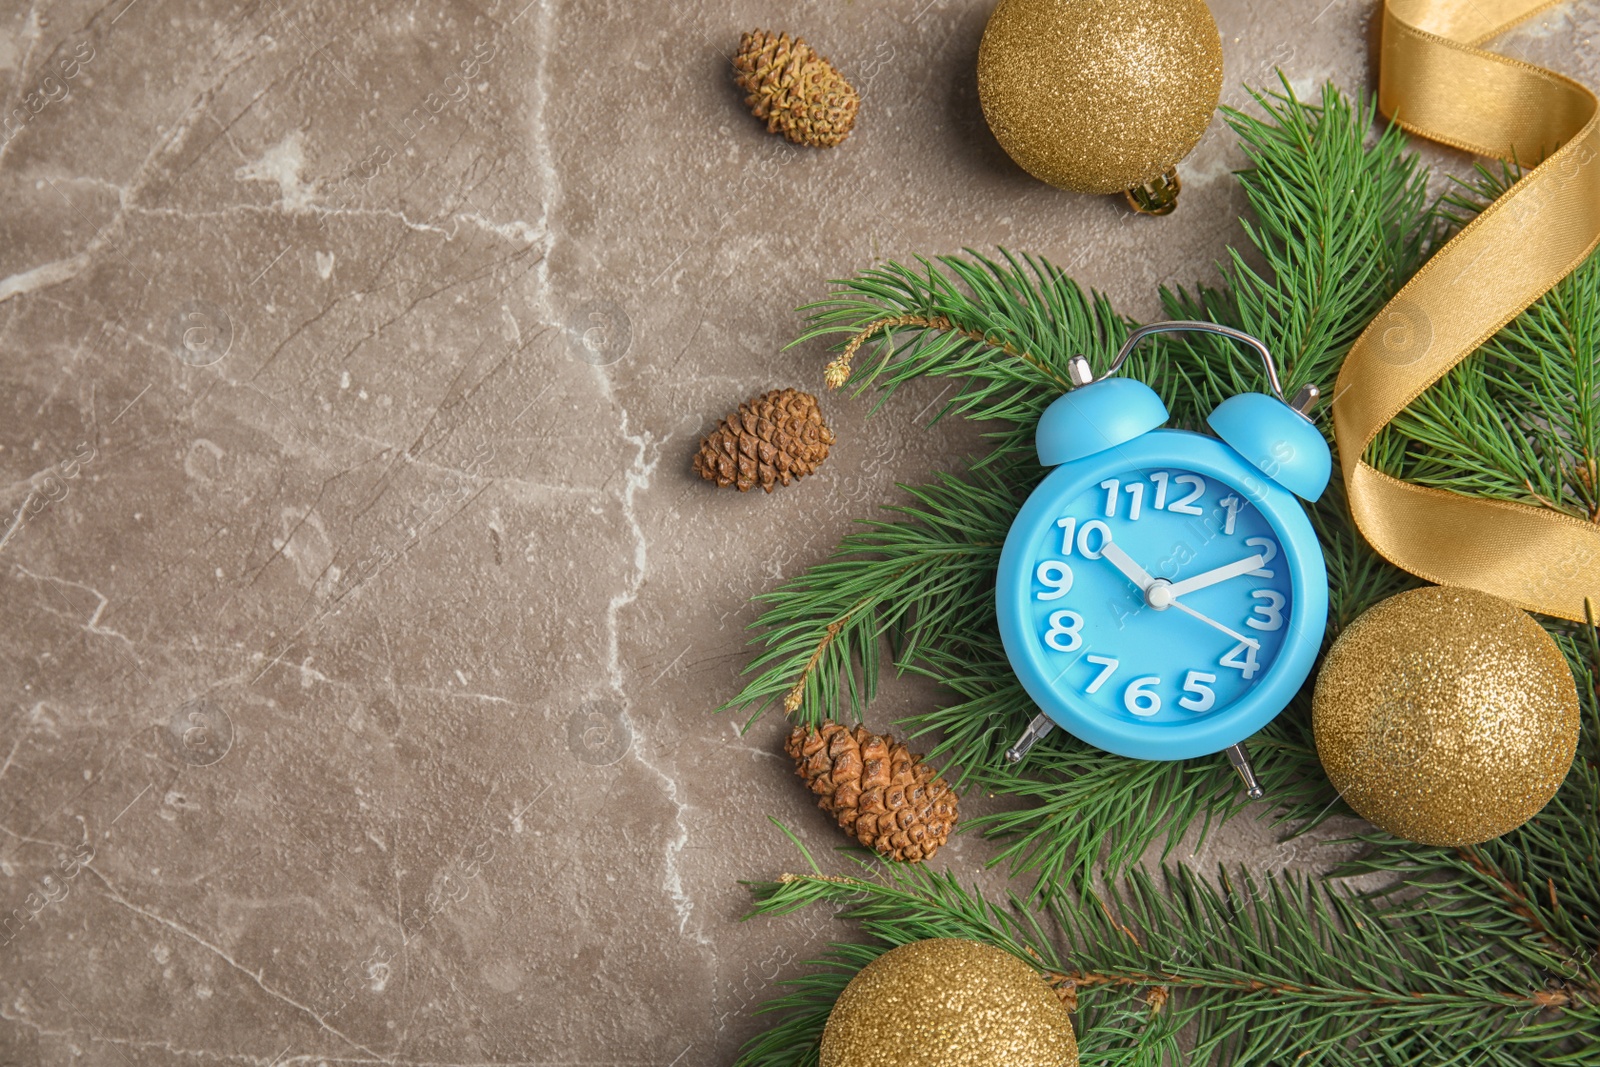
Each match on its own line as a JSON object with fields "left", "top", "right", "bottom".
{"left": 997, "top": 321, "right": 1331, "bottom": 797}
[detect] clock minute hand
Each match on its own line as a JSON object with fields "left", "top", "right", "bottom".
{"left": 1098, "top": 541, "right": 1156, "bottom": 592}
{"left": 1167, "top": 599, "right": 1260, "bottom": 649}
{"left": 1164, "top": 554, "right": 1267, "bottom": 600}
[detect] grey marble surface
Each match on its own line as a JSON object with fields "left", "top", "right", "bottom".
{"left": 0, "top": 0, "right": 1593, "bottom": 1063}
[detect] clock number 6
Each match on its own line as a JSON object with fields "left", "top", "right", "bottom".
{"left": 1124, "top": 676, "right": 1161, "bottom": 716}
{"left": 1043, "top": 610, "right": 1083, "bottom": 652}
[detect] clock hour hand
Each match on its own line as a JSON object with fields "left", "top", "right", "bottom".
{"left": 1167, "top": 599, "right": 1260, "bottom": 649}
{"left": 1099, "top": 541, "right": 1156, "bottom": 592}
{"left": 1163, "top": 554, "right": 1268, "bottom": 600}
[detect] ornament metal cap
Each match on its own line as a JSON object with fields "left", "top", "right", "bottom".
{"left": 1125, "top": 167, "right": 1182, "bottom": 216}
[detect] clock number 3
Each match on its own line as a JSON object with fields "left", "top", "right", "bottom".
{"left": 1247, "top": 590, "right": 1285, "bottom": 631}
{"left": 1043, "top": 610, "right": 1083, "bottom": 652}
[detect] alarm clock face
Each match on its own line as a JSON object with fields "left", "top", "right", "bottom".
{"left": 999, "top": 440, "right": 1322, "bottom": 759}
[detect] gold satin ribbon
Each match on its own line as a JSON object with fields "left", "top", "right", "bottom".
{"left": 1333, "top": 0, "right": 1600, "bottom": 621}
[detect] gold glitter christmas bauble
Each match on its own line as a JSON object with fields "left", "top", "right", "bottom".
{"left": 820, "top": 938, "right": 1077, "bottom": 1067}
{"left": 977, "top": 0, "right": 1223, "bottom": 197}
{"left": 1313, "top": 586, "right": 1579, "bottom": 846}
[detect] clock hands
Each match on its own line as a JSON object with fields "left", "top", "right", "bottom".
{"left": 1098, "top": 542, "right": 1158, "bottom": 592}
{"left": 1162, "top": 554, "right": 1268, "bottom": 599}
{"left": 1097, "top": 539, "right": 1261, "bottom": 649}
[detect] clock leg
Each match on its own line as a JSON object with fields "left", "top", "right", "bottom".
{"left": 1005, "top": 712, "right": 1056, "bottom": 764}
{"left": 1225, "top": 743, "right": 1265, "bottom": 799}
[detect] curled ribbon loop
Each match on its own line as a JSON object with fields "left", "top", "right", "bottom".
{"left": 1334, "top": 0, "right": 1600, "bottom": 622}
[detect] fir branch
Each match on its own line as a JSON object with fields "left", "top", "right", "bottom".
{"left": 1369, "top": 163, "right": 1600, "bottom": 522}
{"left": 793, "top": 249, "right": 1128, "bottom": 426}
{"left": 736, "top": 860, "right": 1600, "bottom": 1066}
{"left": 753, "top": 866, "right": 1061, "bottom": 966}
{"left": 822, "top": 311, "right": 1071, "bottom": 393}
{"left": 1146, "top": 79, "right": 1441, "bottom": 435}
{"left": 719, "top": 464, "right": 1027, "bottom": 726}
{"left": 957, "top": 699, "right": 1340, "bottom": 896}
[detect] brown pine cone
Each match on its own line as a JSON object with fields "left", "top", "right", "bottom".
{"left": 785, "top": 721, "right": 959, "bottom": 863}
{"left": 693, "top": 388, "right": 835, "bottom": 493}
{"left": 732, "top": 30, "right": 859, "bottom": 148}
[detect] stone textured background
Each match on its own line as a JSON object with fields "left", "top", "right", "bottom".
{"left": 0, "top": 0, "right": 1592, "bottom": 1063}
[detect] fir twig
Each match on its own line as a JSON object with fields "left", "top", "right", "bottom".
{"left": 736, "top": 859, "right": 1600, "bottom": 1066}
{"left": 1369, "top": 163, "right": 1600, "bottom": 525}
{"left": 719, "top": 465, "right": 1024, "bottom": 727}
{"left": 791, "top": 248, "right": 1127, "bottom": 428}
{"left": 822, "top": 312, "right": 1072, "bottom": 392}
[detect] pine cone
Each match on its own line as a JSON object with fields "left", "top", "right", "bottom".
{"left": 732, "top": 30, "right": 860, "bottom": 148}
{"left": 785, "top": 721, "right": 959, "bottom": 862}
{"left": 693, "top": 388, "right": 835, "bottom": 493}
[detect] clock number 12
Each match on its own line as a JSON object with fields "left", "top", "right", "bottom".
{"left": 1098, "top": 472, "right": 1206, "bottom": 519}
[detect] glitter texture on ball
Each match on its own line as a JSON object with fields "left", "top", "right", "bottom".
{"left": 820, "top": 938, "right": 1078, "bottom": 1067}
{"left": 1312, "top": 585, "right": 1579, "bottom": 846}
{"left": 977, "top": 0, "right": 1224, "bottom": 195}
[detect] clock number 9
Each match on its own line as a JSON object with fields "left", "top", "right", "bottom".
{"left": 1035, "top": 560, "right": 1074, "bottom": 600}
{"left": 1043, "top": 610, "right": 1083, "bottom": 652}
